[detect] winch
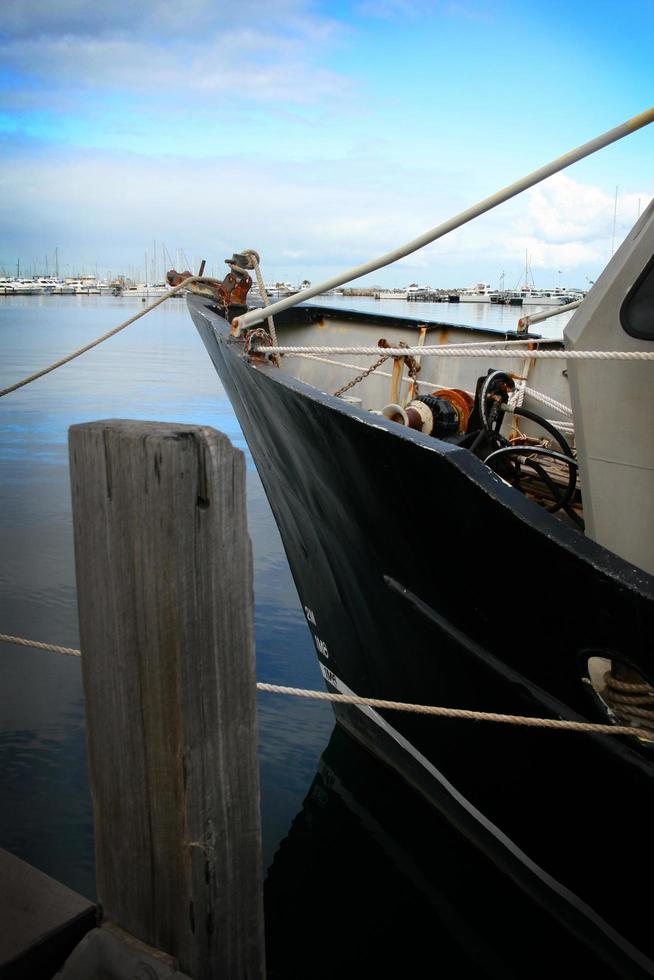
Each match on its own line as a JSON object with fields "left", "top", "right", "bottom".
{"left": 381, "top": 368, "right": 582, "bottom": 525}
{"left": 382, "top": 388, "right": 473, "bottom": 437}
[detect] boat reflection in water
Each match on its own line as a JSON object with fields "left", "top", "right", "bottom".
{"left": 265, "top": 725, "right": 638, "bottom": 979}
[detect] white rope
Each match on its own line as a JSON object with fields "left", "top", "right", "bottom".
{"left": 233, "top": 108, "right": 654, "bottom": 333}
{"left": 507, "top": 379, "right": 528, "bottom": 410}
{"left": 259, "top": 345, "right": 654, "bottom": 360}
{"left": 1, "top": 632, "right": 650, "bottom": 739}
{"left": 507, "top": 380, "right": 573, "bottom": 417}
{"left": 525, "top": 387, "right": 574, "bottom": 416}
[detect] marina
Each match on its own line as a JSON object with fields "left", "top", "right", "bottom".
{"left": 0, "top": 275, "right": 587, "bottom": 305}
{"left": 1, "top": 101, "right": 653, "bottom": 977}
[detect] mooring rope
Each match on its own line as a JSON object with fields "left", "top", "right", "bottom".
{"left": 603, "top": 672, "right": 654, "bottom": 733}
{"left": 0, "top": 276, "right": 202, "bottom": 398}
{"left": 254, "top": 344, "right": 654, "bottom": 361}
{"left": 0, "top": 633, "right": 82, "bottom": 657}
{"left": 1, "top": 632, "right": 651, "bottom": 740}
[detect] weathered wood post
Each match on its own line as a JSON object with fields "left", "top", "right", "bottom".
{"left": 68, "top": 420, "right": 265, "bottom": 980}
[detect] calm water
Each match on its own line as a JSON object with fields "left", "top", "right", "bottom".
{"left": 1, "top": 294, "right": 604, "bottom": 978}
{"left": 315, "top": 293, "right": 575, "bottom": 338}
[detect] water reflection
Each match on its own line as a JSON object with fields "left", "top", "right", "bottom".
{"left": 265, "top": 726, "right": 634, "bottom": 980}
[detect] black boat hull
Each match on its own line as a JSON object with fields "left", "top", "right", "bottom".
{"left": 189, "top": 296, "right": 654, "bottom": 975}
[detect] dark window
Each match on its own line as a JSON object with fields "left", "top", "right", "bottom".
{"left": 621, "top": 254, "right": 654, "bottom": 341}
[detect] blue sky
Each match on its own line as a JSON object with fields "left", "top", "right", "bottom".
{"left": 1, "top": 0, "right": 652, "bottom": 287}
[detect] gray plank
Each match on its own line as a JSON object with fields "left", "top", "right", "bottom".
{"left": 0, "top": 847, "right": 96, "bottom": 978}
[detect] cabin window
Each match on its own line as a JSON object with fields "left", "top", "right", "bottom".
{"left": 620, "top": 254, "right": 654, "bottom": 341}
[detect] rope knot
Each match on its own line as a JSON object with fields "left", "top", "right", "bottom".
{"left": 240, "top": 249, "right": 261, "bottom": 268}
{"left": 245, "top": 327, "right": 275, "bottom": 361}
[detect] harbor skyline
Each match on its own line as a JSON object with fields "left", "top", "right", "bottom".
{"left": 1, "top": 0, "right": 653, "bottom": 287}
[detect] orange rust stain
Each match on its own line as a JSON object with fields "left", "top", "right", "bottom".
{"left": 429, "top": 388, "right": 474, "bottom": 432}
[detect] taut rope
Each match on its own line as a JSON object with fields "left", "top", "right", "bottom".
{"left": 0, "top": 276, "right": 202, "bottom": 398}
{"left": 254, "top": 344, "right": 654, "bottom": 361}
{"left": 233, "top": 107, "right": 654, "bottom": 333}
{"left": 2, "top": 632, "right": 651, "bottom": 741}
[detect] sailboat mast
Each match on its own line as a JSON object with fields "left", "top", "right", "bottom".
{"left": 611, "top": 186, "right": 618, "bottom": 256}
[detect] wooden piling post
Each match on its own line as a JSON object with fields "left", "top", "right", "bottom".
{"left": 68, "top": 420, "right": 265, "bottom": 980}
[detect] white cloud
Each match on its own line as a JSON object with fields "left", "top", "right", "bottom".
{"left": 1, "top": 34, "right": 349, "bottom": 105}
{"left": 0, "top": 145, "right": 650, "bottom": 287}
{"left": 0, "top": 1, "right": 349, "bottom": 107}
{"left": 1, "top": 0, "right": 319, "bottom": 39}
{"left": 505, "top": 175, "right": 650, "bottom": 267}
{"left": 355, "top": 0, "right": 488, "bottom": 19}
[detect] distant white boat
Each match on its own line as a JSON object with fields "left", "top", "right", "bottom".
{"left": 519, "top": 288, "right": 571, "bottom": 306}
{"left": 64, "top": 278, "right": 101, "bottom": 294}
{"left": 37, "top": 277, "right": 76, "bottom": 294}
{"left": 9, "top": 278, "right": 45, "bottom": 295}
{"left": 459, "top": 283, "right": 494, "bottom": 303}
{"left": 118, "top": 282, "right": 172, "bottom": 298}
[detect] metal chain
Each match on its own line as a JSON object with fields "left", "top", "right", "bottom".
{"left": 334, "top": 352, "right": 391, "bottom": 397}
{"left": 333, "top": 339, "right": 420, "bottom": 399}
{"left": 403, "top": 349, "right": 421, "bottom": 400}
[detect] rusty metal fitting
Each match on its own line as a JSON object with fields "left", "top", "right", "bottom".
{"left": 167, "top": 265, "right": 252, "bottom": 309}
{"left": 165, "top": 269, "right": 193, "bottom": 287}
{"left": 428, "top": 388, "right": 474, "bottom": 432}
{"left": 244, "top": 328, "right": 274, "bottom": 360}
